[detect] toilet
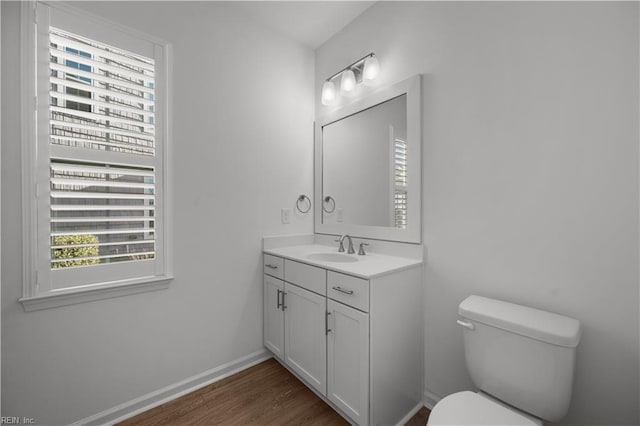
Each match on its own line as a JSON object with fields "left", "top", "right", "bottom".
{"left": 428, "top": 295, "right": 581, "bottom": 425}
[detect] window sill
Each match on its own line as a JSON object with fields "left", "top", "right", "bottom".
{"left": 19, "top": 275, "right": 173, "bottom": 312}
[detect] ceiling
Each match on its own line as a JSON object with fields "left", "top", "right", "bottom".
{"left": 232, "top": 1, "right": 376, "bottom": 49}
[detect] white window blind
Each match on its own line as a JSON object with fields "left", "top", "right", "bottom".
{"left": 49, "top": 28, "right": 157, "bottom": 272}
{"left": 394, "top": 137, "right": 407, "bottom": 229}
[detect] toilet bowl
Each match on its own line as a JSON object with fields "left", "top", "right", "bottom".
{"left": 427, "top": 295, "right": 581, "bottom": 426}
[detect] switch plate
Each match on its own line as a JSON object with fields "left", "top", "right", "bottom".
{"left": 336, "top": 208, "right": 344, "bottom": 222}
{"left": 281, "top": 208, "right": 292, "bottom": 224}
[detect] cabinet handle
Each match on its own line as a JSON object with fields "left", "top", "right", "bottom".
{"left": 282, "top": 292, "right": 287, "bottom": 311}
{"left": 265, "top": 264, "right": 279, "bottom": 270}
{"left": 276, "top": 289, "right": 282, "bottom": 309}
{"left": 332, "top": 286, "right": 354, "bottom": 295}
{"left": 325, "top": 311, "right": 332, "bottom": 335}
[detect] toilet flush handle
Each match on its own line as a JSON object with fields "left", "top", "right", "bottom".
{"left": 456, "top": 319, "right": 475, "bottom": 330}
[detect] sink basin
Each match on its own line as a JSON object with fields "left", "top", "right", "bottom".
{"left": 306, "top": 253, "right": 359, "bottom": 263}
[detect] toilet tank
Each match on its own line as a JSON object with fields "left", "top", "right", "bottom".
{"left": 458, "top": 296, "right": 581, "bottom": 422}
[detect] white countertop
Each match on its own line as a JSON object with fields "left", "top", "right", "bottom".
{"left": 263, "top": 244, "right": 423, "bottom": 279}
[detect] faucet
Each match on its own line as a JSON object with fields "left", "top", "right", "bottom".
{"left": 335, "top": 234, "right": 355, "bottom": 254}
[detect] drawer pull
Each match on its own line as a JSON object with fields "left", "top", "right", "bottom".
{"left": 265, "top": 264, "right": 279, "bottom": 269}
{"left": 332, "top": 286, "right": 354, "bottom": 295}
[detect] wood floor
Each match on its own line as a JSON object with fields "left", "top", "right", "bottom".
{"left": 118, "top": 358, "right": 430, "bottom": 425}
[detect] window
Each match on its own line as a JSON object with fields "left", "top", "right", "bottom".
{"left": 20, "top": 3, "right": 171, "bottom": 310}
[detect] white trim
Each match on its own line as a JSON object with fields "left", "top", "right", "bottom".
{"left": 21, "top": 1, "right": 173, "bottom": 307}
{"left": 70, "top": 349, "right": 272, "bottom": 426}
{"left": 423, "top": 389, "right": 442, "bottom": 410}
{"left": 314, "top": 74, "right": 422, "bottom": 244}
{"left": 19, "top": 275, "right": 173, "bottom": 311}
{"left": 41, "top": 0, "right": 170, "bottom": 48}
{"left": 21, "top": 0, "right": 38, "bottom": 299}
{"left": 1, "top": 1, "right": 3, "bottom": 417}
{"left": 395, "top": 402, "right": 426, "bottom": 426}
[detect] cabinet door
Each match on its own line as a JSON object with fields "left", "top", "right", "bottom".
{"left": 327, "top": 299, "right": 369, "bottom": 425}
{"left": 284, "top": 283, "right": 327, "bottom": 395}
{"left": 264, "top": 275, "right": 284, "bottom": 359}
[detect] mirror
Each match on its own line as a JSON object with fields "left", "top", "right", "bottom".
{"left": 315, "top": 75, "right": 422, "bottom": 243}
{"left": 322, "top": 94, "right": 407, "bottom": 228}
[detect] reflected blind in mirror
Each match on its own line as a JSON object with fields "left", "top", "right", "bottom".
{"left": 394, "top": 137, "right": 407, "bottom": 229}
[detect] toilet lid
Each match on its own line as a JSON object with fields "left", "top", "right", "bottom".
{"left": 428, "top": 391, "right": 542, "bottom": 426}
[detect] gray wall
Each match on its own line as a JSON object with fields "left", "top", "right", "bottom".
{"left": 2, "top": 2, "right": 314, "bottom": 424}
{"left": 315, "top": 2, "right": 639, "bottom": 425}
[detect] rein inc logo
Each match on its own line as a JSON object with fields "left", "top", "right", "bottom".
{"left": 1, "top": 418, "right": 35, "bottom": 425}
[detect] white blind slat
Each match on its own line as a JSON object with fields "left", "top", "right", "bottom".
{"left": 51, "top": 191, "right": 155, "bottom": 200}
{"left": 50, "top": 62, "right": 155, "bottom": 95}
{"left": 51, "top": 205, "right": 155, "bottom": 211}
{"left": 51, "top": 239, "right": 155, "bottom": 249}
{"left": 52, "top": 217, "right": 155, "bottom": 223}
{"left": 50, "top": 30, "right": 154, "bottom": 73}
{"left": 50, "top": 118, "right": 154, "bottom": 141}
{"left": 51, "top": 177, "right": 155, "bottom": 190}
{"left": 51, "top": 252, "right": 156, "bottom": 264}
{"left": 50, "top": 76, "right": 154, "bottom": 107}
{"left": 50, "top": 162, "right": 155, "bottom": 177}
{"left": 51, "top": 91, "right": 154, "bottom": 118}
{"left": 50, "top": 105, "right": 155, "bottom": 132}
{"left": 51, "top": 228, "right": 155, "bottom": 237}
{"left": 50, "top": 135, "right": 155, "bottom": 155}
{"left": 49, "top": 46, "right": 153, "bottom": 82}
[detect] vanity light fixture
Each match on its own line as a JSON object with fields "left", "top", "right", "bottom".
{"left": 321, "top": 80, "right": 337, "bottom": 105}
{"left": 321, "top": 53, "right": 380, "bottom": 105}
{"left": 362, "top": 55, "right": 380, "bottom": 84}
{"left": 340, "top": 69, "right": 357, "bottom": 94}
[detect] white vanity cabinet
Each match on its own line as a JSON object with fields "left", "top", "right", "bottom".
{"left": 283, "top": 282, "right": 327, "bottom": 394}
{"left": 327, "top": 298, "right": 369, "bottom": 425}
{"left": 263, "top": 250, "right": 423, "bottom": 426}
{"left": 263, "top": 274, "right": 284, "bottom": 358}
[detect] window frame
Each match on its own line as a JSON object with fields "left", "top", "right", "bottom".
{"left": 19, "top": 1, "right": 173, "bottom": 311}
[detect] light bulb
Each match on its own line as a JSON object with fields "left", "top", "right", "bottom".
{"left": 321, "top": 80, "right": 337, "bottom": 105}
{"left": 340, "top": 69, "right": 356, "bottom": 94}
{"left": 363, "top": 56, "right": 380, "bottom": 85}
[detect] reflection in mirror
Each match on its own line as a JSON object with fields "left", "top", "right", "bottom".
{"left": 322, "top": 95, "right": 407, "bottom": 228}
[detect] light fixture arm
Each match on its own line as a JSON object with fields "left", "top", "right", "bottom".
{"left": 325, "top": 52, "right": 375, "bottom": 82}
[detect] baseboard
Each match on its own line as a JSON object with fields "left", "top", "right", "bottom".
{"left": 423, "top": 389, "right": 442, "bottom": 410}
{"left": 395, "top": 402, "right": 425, "bottom": 426}
{"left": 71, "top": 349, "right": 272, "bottom": 426}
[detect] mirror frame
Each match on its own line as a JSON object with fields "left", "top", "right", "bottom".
{"left": 314, "top": 74, "right": 422, "bottom": 243}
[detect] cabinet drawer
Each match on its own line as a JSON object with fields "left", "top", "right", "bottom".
{"left": 327, "top": 271, "right": 369, "bottom": 312}
{"left": 284, "top": 259, "right": 326, "bottom": 296}
{"left": 263, "top": 254, "right": 284, "bottom": 279}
